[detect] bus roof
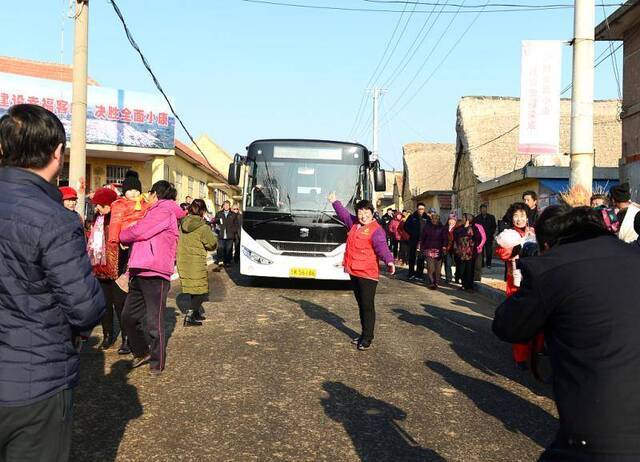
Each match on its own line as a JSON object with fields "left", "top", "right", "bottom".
{"left": 247, "top": 139, "right": 370, "bottom": 152}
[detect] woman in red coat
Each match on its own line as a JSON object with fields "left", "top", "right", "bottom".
{"left": 495, "top": 202, "right": 540, "bottom": 369}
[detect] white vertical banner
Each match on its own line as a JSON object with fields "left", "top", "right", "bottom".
{"left": 518, "top": 40, "right": 562, "bottom": 155}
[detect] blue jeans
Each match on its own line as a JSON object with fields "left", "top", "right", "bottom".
{"left": 443, "top": 254, "right": 454, "bottom": 282}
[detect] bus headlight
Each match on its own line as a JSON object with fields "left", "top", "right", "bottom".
{"left": 242, "top": 246, "right": 273, "bottom": 265}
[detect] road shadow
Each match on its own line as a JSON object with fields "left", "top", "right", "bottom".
{"left": 321, "top": 381, "right": 445, "bottom": 462}
{"left": 426, "top": 361, "right": 556, "bottom": 448}
{"left": 225, "top": 264, "right": 351, "bottom": 291}
{"left": 393, "top": 304, "right": 550, "bottom": 397}
{"left": 282, "top": 296, "right": 359, "bottom": 340}
{"left": 71, "top": 339, "right": 143, "bottom": 461}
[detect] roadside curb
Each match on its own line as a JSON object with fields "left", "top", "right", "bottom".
{"left": 476, "top": 282, "right": 506, "bottom": 304}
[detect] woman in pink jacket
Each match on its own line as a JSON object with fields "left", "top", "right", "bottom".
{"left": 120, "top": 181, "right": 186, "bottom": 376}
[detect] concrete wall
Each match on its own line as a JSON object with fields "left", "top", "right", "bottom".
{"left": 480, "top": 179, "right": 539, "bottom": 219}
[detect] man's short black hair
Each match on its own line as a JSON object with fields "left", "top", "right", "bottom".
{"left": 0, "top": 104, "right": 66, "bottom": 169}
{"left": 522, "top": 190, "right": 538, "bottom": 201}
{"left": 416, "top": 202, "right": 426, "bottom": 208}
{"left": 355, "top": 200, "right": 375, "bottom": 214}
{"left": 537, "top": 204, "right": 611, "bottom": 249}
{"left": 480, "top": 204, "right": 488, "bottom": 209}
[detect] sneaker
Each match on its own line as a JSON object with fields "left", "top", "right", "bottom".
{"left": 351, "top": 336, "right": 362, "bottom": 345}
{"left": 131, "top": 354, "right": 151, "bottom": 369}
{"left": 428, "top": 284, "right": 437, "bottom": 290}
{"left": 149, "top": 368, "right": 163, "bottom": 377}
{"left": 357, "top": 339, "right": 372, "bottom": 351}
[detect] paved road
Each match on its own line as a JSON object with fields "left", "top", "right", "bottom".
{"left": 71, "top": 268, "right": 558, "bottom": 462}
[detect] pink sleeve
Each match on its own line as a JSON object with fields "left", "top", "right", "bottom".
{"left": 475, "top": 224, "right": 487, "bottom": 252}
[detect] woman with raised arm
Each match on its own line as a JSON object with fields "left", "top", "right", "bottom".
{"left": 329, "top": 192, "right": 395, "bottom": 351}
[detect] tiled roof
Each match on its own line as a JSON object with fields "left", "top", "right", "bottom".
{"left": 174, "top": 139, "right": 227, "bottom": 182}
{"left": 0, "top": 55, "right": 99, "bottom": 85}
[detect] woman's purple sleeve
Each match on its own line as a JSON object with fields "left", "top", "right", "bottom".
{"left": 332, "top": 201, "right": 356, "bottom": 229}
{"left": 372, "top": 228, "right": 394, "bottom": 265}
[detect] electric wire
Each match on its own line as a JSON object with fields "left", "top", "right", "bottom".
{"left": 238, "top": 0, "right": 622, "bottom": 14}
{"left": 107, "top": 0, "right": 218, "bottom": 173}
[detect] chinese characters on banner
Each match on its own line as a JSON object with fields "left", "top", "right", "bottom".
{"left": 0, "top": 72, "right": 175, "bottom": 150}
{"left": 518, "top": 40, "right": 562, "bottom": 155}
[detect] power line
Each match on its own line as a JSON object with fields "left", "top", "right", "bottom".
{"left": 600, "top": 3, "right": 623, "bottom": 101}
{"left": 348, "top": 1, "right": 410, "bottom": 139}
{"left": 381, "top": 0, "right": 449, "bottom": 89}
{"left": 108, "top": 0, "right": 218, "bottom": 173}
{"left": 238, "top": 0, "right": 620, "bottom": 13}
{"left": 384, "top": 0, "right": 486, "bottom": 124}
{"left": 364, "top": 1, "right": 621, "bottom": 7}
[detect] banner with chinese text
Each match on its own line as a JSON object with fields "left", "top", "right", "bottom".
{"left": 0, "top": 72, "right": 175, "bottom": 150}
{"left": 518, "top": 40, "right": 562, "bottom": 155}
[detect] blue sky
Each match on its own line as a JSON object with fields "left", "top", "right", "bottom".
{"left": 2, "top": 1, "right": 623, "bottom": 169}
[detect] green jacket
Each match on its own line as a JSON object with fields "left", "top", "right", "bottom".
{"left": 177, "top": 215, "right": 217, "bottom": 295}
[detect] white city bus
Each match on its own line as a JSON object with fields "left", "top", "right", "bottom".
{"left": 228, "top": 139, "right": 386, "bottom": 281}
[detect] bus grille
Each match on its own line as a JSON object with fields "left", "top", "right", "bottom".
{"left": 267, "top": 241, "right": 341, "bottom": 254}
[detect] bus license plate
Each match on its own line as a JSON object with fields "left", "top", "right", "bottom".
{"left": 289, "top": 267, "right": 317, "bottom": 279}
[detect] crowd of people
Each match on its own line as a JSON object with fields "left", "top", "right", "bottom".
{"left": 0, "top": 104, "right": 246, "bottom": 461}
{"left": 2, "top": 103, "right": 640, "bottom": 461}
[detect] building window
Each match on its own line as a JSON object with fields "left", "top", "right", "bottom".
{"left": 199, "top": 181, "right": 207, "bottom": 199}
{"left": 164, "top": 164, "right": 170, "bottom": 181}
{"left": 106, "top": 165, "right": 132, "bottom": 184}
{"left": 176, "top": 171, "right": 183, "bottom": 199}
{"left": 187, "top": 177, "right": 194, "bottom": 197}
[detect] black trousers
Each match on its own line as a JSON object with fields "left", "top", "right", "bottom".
{"left": 460, "top": 256, "right": 477, "bottom": 290}
{"left": 190, "top": 294, "right": 207, "bottom": 316}
{"left": 217, "top": 239, "right": 234, "bottom": 265}
{"left": 122, "top": 276, "right": 170, "bottom": 371}
{"left": 99, "top": 279, "right": 127, "bottom": 337}
{"left": 454, "top": 256, "right": 463, "bottom": 283}
{"left": 482, "top": 240, "right": 494, "bottom": 267}
{"left": 407, "top": 242, "right": 424, "bottom": 277}
{"left": 233, "top": 236, "right": 241, "bottom": 263}
{"left": 389, "top": 238, "right": 399, "bottom": 258}
{"left": 350, "top": 276, "right": 378, "bottom": 343}
{"left": 0, "top": 389, "right": 73, "bottom": 462}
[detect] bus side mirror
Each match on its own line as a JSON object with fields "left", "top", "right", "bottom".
{"left": 374, "top": 166, "right": 386, "bottom": 192}
{"left": 228, "top": 155, "right": 242, "bottom": 186}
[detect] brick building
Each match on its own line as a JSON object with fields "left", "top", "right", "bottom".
{"left": 596, "top": 1, "right": 640, "bottom": 199}
{"left": 453, "top": 96, "right": 622, "bottom": 214}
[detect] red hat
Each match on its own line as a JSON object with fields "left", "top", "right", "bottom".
{"left": 59, "top": 186, "right": 78, "bottom": 201}
{"left": 91, "top": 187, "right": 119, "bottom": 207}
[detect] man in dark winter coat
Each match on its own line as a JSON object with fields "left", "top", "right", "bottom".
{"left": 523, "top": 190, "right": 539, "bottom": 226}
{"left": 493, "top": 204, "right": 640, "bottom": 461}
{"left": 0, "top": 104, "right": 105, "bottom": 461}
{"left": 475, "top": 204, "right": 497, "bottom": 268}
{"left": 404, "top": 203, "right": 430, "bottom": 280}
{"left": 214, "top": 200, "right": 240, "bottom": 268}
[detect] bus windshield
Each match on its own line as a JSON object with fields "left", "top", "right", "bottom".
{"left": 245, "top": 142, "right": 365, "bottom": 213}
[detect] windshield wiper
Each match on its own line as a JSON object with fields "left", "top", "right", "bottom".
{"left": 251, "top": 213, "right": 294, "bottom": 227}
{"left": 292, "top": 209, "right": 346, "bottom": 227}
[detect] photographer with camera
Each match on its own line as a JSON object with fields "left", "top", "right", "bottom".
{"left": 493, "top": 204, "right": 640, "bottom": 461}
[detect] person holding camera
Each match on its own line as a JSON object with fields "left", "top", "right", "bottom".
{"left": 493, "top": 204, "right": 640, "bottom": 461}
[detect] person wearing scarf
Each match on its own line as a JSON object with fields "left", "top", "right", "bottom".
{"left": 88, "top": 187, "right": 120, "bottom": 350}
{"left": 495, "top": 202, "right": 540, "bottom": 370}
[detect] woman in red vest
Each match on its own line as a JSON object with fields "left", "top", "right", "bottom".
{"left": 329, "top": 192, "right": 395, "bottom": 351}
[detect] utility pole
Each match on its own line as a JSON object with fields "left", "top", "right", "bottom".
{"left": 370, "top": 87, "right": 386, "bottom": 161}
{"left": 569, "top": 0, "right": 595, "bottom": 192}
{"left": 69, "top": 0, "right": 89, "bottom": 215}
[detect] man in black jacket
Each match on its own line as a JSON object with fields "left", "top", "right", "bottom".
{"left": 493, "top": 204, "right": 640, "bottom": 461}
{"left": 475, "top": 204, "right": 497, "bottom": 268}
{"left": 214, "top": 200, "right": 239, "bottom": 268}
{"left": 0, "top": 104, "right": 105, "bottom": 461}
{"left": 404, "top": 203, "right": 429, "bottom": 280}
